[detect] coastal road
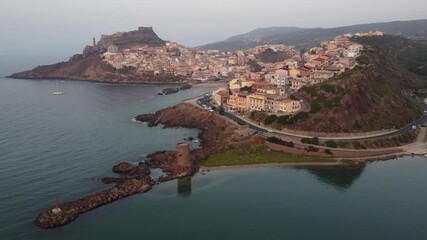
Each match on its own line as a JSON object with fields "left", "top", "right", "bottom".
{"left": 193, "top": 94, "right": 427, "bottom": 142}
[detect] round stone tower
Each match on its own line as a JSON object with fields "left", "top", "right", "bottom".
{"left": 176, "top": 142, "right": 191, "bottom": 167}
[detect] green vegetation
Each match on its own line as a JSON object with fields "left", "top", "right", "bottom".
{"left": 325, "top": 140, "right": 338, "bottom": 148}
{"left": 303, "top": 84, "right": 345, "bottom": 114}
{"left": 266, "top": 137, "right": 294, "bottom": 148}
{"left": 357, "top": 36, "right": 427, "bottom": 88}
{"left": 249, "top": 111, "right": 268, "bottom": 124}
{"left": 324, "top": 149, "right": 333, "bottom": 155}
{"left": 310, "top": 101, "right": 321, "bottom": 113}
{"left": 250, "top": 111, "right": 309, "bottom": 128}
{"left": 305, "top": 146, "right": 320, "bottom": 152}
{"left": 202, "top": 145, "right": 333, "bottom": 167}
{"left": 240, "top": 86, "right": 252, "bottom": 92}
{"left": 290, "top": 95, "right": 298, "bottom": 100}
{"left": 361, "top": 130, "right": 418, "bottom": 149}
{"left": 356, "top": 54, "right": 370, "bottom": 65}
{"left": 264, "top": 115, "right": 278, "bottom": 125}
{"left": 301, "top": 137, "right": 319, "bottom": 145}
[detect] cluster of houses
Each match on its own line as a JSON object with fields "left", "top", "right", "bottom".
{"left": 211, "top": 32, "right": 378, "bottom": 115}
{"left": 102, "top": 42, "right": 300, "bottom": 82}
{"left": 101, "top": 31, "right": 382, "bottom": 115}
{"left": 212, "top": 81, "right": 302, "bottom": 114}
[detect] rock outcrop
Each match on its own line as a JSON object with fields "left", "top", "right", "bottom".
{"left": 136, "top": 103, "right": 265, "bottom": 168}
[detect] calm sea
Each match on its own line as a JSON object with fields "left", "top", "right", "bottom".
{"left": 1, "top": 78, "right": 427, "bottom": 240}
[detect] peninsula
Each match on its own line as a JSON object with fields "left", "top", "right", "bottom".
{"left": 30, "top": 27, "right": 427, "bottom": 229}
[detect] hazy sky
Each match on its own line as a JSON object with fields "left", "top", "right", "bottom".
{"left": 0, "top": 0, "right": 426, "bottom": 57}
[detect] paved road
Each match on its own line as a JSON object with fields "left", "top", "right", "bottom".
{"left": 193, "top": 92, "right": 427, "bottom": 142}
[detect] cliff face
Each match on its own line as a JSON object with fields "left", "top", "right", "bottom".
{"left": 9, "top": 27, "right": 175, "bottom": 83}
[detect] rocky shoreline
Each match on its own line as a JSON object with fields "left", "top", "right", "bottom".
{"left": 34, "top": 102, "right": 264, "bottom": 228}
{"left": 34, "top": 100, "right": 422, "bottom": 228}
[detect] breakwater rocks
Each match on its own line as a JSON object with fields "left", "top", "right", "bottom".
{"left": 158, "top": 84, "right": 192, "bottom": 95}
{"left": 35, "top": 162, "right": 153, "bottom": 229}
{"left": 35, "top": 144, "right": 196, "bottom": 229}
{"left": 35, "top": 179, "right": 152, "bottom": 229}
{"left": 159, "top": 88, "right": 179, "bottom": 95}
{"left": 180, "top": 84, "right": 192, "bottom": 90}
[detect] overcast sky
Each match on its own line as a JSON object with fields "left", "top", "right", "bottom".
{"left": 0, "top": 0, "right": 426, "bottom": 56}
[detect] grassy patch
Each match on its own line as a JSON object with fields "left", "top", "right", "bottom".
{"left": 202, "top": 145, "right": 334, "bottom": 167}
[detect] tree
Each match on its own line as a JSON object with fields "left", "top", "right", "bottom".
{"left": 310, "top": 101, "right": 321, "bottom": 113}
{"left": 264, "top": 115, "right": 278, "bottom": 125}
{"left": 325, "top": 140, "right": 338, "bottom": 148}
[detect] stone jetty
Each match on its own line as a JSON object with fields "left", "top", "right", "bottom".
{"left": 35, "top": 179, "right": 152, "bottom": 228}
{"left": 35, "top": 143, "right": 195, "bottom": 229}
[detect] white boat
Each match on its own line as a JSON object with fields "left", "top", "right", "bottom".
{"left": 52, "top": 81, "right": 65, "bottom": 95}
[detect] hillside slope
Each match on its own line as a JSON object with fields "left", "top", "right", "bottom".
{"left": 199, "top": 19, "right": 427, "bottom": 52}
{"left": 288, "top": 36, "right": 427, "bottom": 133}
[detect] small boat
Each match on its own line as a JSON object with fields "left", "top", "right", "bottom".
{"left": 53, "top": 80, "right": 65, "bottom": 95}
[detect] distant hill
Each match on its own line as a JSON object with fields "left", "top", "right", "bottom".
{"left": 199, "top": 19, "right": 427, "bottom": 52}
{"left": 225, "top": 27, "right": 305, "bottom": 42}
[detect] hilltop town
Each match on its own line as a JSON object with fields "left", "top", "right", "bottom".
{"left": 98, "top": 30, "right": 384, "bottom": 115}
{"left": 208, "top": 31, "right": 384, "bottom": 115}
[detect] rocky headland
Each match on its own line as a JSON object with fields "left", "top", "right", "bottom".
{"left": 8, "top": 27, "right": 185, "bottom": 84}
{"left": 135, "top": 103, "right": 265, "bottom": 166}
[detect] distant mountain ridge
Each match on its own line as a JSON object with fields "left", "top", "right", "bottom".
{"left": 225, "top": 27, "right": 305, "bottom": 42}
{"left": 199, "top": 19, "right": 427, "bottom": 52}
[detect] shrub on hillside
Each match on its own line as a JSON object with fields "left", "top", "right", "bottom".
{"left": 267, "top": 137, "right": 294, "bottom": 148}
{"left": 264, "top": 115, "right": 278, "bottom": 125}
{"left": 325, "top": 140, "right": 338, "bottom": 148}
{"left": 301, "top": 137, "right": 319, "bottom": 145}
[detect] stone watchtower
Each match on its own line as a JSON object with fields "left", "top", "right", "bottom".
{"left": 176, "top": 142, "right": 191, "bottom": 167}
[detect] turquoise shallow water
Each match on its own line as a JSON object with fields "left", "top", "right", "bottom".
{"left": 1, "top": 78, "right": 427, "bottom": 240}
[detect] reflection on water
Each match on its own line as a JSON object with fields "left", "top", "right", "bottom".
{"left": 296, "top": 164, "right": 366, "bottom": 191}
{"left": 177, "top": 176, "right": 192, "bottom": 197}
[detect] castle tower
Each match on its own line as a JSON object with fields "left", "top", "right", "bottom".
{"left": 92, "top": 37, "right": 96, "bottom": 47}
{"left": 176, "top": 142, "right": 191, "bottom": 167}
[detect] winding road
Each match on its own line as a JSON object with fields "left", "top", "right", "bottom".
{"left": 192, "top": 91, "right": 427, "bottom": 142}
